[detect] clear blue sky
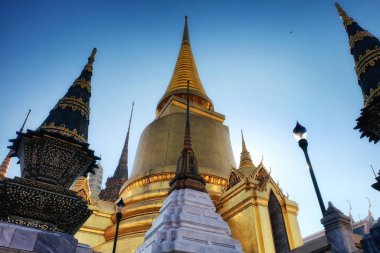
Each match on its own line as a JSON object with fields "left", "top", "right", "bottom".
{"left": 0, "top": 0, "right": 379, "bottom": 238}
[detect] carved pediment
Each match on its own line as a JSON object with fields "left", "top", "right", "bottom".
{"left": 253, "top": 166, "right": 270, "bottom": 191}
{"left": 225, "top": 167, "right": 243, "bottom": 191}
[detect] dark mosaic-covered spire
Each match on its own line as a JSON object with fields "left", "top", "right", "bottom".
{"left": 113, "top": 102, "right": 134, "bottom": 179}
{"left": 168, "top": 81, "right": 206, "bottom": 194}
{"left": 336, "top": 3, "right": 380, "bottom": 143}
{"left": 99, "top": 102, "right": 134, "bottom": 202}
{"left": 2, "top": 50, "right": 98, "bottom": 234}
{"left": 39, "top": 48, "right": 97, "bottom": 144}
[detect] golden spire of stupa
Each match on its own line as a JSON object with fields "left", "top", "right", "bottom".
{"left": 0, "top": 151, "right": 13, "bottom": 179}
{"left": 239, "top": 130, "right": 254, "bottom": 168}
{"left": 157, "top": 16, "right": 213, "bottom": 113}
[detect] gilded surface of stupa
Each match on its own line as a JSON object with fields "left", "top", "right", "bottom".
{"left": 75, "top": 17, "right": 303, "bottom": 253}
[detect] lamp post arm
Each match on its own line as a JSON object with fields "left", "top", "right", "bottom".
{"left": 299, "top": 139, "right": 326, "bottom": 215}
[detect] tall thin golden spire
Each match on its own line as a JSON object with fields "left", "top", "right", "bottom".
{"left": 157, "top": 16, "right": 213, "bottom": 114}
{"left": 239, "top": 130, "right": 254, "bottom": 169}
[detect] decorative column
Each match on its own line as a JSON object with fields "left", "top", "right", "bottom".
{"left": 320, "top": 202, "right": 357, "bottom": 253}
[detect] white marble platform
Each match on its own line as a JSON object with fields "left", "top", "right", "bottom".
{"left": 0, "top": 222, "right": 97, "bottom": 253}
{"left": 137, "top": 188, "right": 243, "bottom": 253}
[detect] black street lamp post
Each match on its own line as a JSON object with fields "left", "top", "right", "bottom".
{"left": 293, "top": 122, "right": 326, "bottom": 215}
{"left": 112, "top": 198, "right": 125, "bottom": 253}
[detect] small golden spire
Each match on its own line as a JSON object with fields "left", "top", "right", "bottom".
{"left": 239, "top": 130, "right": 254, "bottom": 169}
{"left": 0, "top": 151, "right": 13, "bottom": 179}
{"left": 70, "top": 176, "right": 92, "bottom": 204}
{"left": 241, "top": 129, "right": 248, "bottom": 153}
{"left": 335, "top": 3, "right": 354, "bottom": 26}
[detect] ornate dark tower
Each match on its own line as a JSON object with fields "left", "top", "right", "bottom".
{"left": 0, "top": 48, "right": 98, "bottom": 235}
{"left": 335, "top": 3, "right": 380, "bottom": 143}
{"left": 99, "top": 102, "right": 134, "bottom": 201}
{"left": 168, "top": 81, "right": 206, "bottom": 194}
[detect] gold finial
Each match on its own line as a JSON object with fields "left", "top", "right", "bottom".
{"left": 241, "top": 130, "right": 248, "bottom": 153}
{"left": 335, "top": 3, "right": 354, "bottom": 26}
{"left": 0, "top": 151, "right": 13, "bottom": 179}
{"left": 85, "top": 48, "right": 97, "bottom": 72}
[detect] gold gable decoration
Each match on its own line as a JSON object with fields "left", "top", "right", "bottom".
{"left": 71, "top": 176, "right": 92, "bottom": 204}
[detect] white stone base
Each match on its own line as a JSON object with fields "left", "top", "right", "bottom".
{"left": 137, "top": 188, "right": 243, "bottom": 253}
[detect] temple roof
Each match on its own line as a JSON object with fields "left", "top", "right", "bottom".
{"left": 157, "top": 17, "right": 213, "bottom": 112}
{"left": 38, "top": 48, "right": 97, "bottom": 144}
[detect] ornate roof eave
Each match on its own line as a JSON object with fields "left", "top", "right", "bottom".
{"left": 157, "top": 88, "right": 214, "bottom": 111}
{"left": 8, "top": 129, "right": 100, "bottom": 176}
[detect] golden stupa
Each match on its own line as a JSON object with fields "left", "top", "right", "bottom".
{"left": 75, "top": 17, "right": 303, "bottom": 253}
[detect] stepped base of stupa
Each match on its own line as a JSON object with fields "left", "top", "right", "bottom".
{"left": 137, "top": 188, "right": 243, "bottom": 253}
